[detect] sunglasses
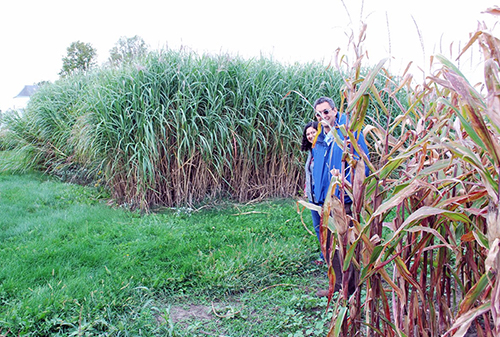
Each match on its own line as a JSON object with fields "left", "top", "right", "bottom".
{"left": 317, "top": 109, "right": 333, "bottom": 115}
{"left": 315, "top": 108, "right": 333, "bottom": 118}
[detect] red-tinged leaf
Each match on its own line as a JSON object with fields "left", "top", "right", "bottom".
{"left": 442, "top": 141, "right": 499, "bottom": 202}
{"left": 326, "top": 265, "right": 338, "bottom": 311}
{"left": 343, "top": 240, "right": 358, "bottom": 272}
{"left": 438, "top": 190, "right": 488, "bottom": 209}
{"left": 359, "top": 263, "right": 372, "bottom": 282}
{"left": 345, "top": 128, "right": 376, "bottom": 174}
{"left": 346, "top": 58, "right": 388, "bottom": 114}
{"left": 461, "top": 231, "right": 475, "bottom": 242}
{"left": 379, "top": 156, "right": 408, "bottom": 180}
{"left": 443, "top": 69, "right": 500, "bottom": 167}
{"left": 406, "top": 225, "right": 454, "bottom": 251}
{"left": 472, "top": 229, "right": 490, "bottom": 250}
{"left": 444, "top": 302, "right": 491, "bottom": 337}
{"left": 369, "top": 83, "right": 392, "bottom": 117}
{"left": 380, "top": 268, "right": 405, "bottom": 301}
{"left": 369, "top": 245, "right": 384, "bottom": 265}
{"left": 350, "top": 94, "right": 369, "bottom": 133}
{"left": 370, "top": 179, "right": 424, "bottom": 224}
{"left": 359, "top": 322, "right": 386, "bottom": 336}
{"left": 379, "top": 280, "right": 392, "bottom": 322}
{"left": 435, "top": 54, "right": 469, "bottom": 84}
{"left": 355, "top": 233, "right": 405, "bottom": 300}
{"left": 452, "top": 110, "right": 490, "bottom": 155}
{"left": 400, "top": 206, "right": 470, "bottom": 229}
{"left": 447, "top": 266, "right": 467, "bottom": 295}
{"left": 464, "top": 207, "right": 488, "bottom": 216}
{"left": 463, "top": 103, "right": 500, "bottom": 168}
{"left": 485, "top": 7, "right": 500, "bottom": 15}
{"left": 419, "top": 159, "right": 454, "bottom": 176}
{"left": 459, "top": 272, "right": 492, "bottom": 314}
{"left": 327, "top": 305, "right": 348, "bottom": 337}
{"left": 394, "top": 256, "right": 425, "bottom": 300}
{"left": 378, "top": 315, "right": 409, "bottom": 337}
{"left": 456, "top": 31, "right": 483, "bottom": 61}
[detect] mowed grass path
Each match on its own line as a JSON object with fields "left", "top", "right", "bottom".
{"left": 0, "top": 170, "right": 330, "bottom": 336}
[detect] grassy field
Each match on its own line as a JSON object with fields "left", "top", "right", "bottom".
{"left": 0, "top": 161, "right": 332, "bottom": 336}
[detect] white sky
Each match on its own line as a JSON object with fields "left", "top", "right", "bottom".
{"left": 0, "top": 0, "right": 498, "bottom": 111}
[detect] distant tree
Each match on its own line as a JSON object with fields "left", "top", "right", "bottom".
{"left": 108, "top": 35, "right": 148, "bottom": 66}
{"left": 59, "top": 41, "right": 97, "bottom": 76}
{"left": 36, "top": 80, "right": 51, "bottom": 87}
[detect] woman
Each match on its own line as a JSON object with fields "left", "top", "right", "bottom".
{"left": 301, "top": 121, "right": 324, "bottom": 264}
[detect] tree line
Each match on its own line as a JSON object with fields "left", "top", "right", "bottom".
{"left": 59, "top": 35, "right": 148, "bottom": 77}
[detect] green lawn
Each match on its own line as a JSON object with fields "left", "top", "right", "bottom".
{"left": 0, "top": 169, "right": 332, "bottom": 336}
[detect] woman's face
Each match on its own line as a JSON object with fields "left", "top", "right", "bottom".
{"left": 306, "top": 126, "right": 317, "bottom": 144}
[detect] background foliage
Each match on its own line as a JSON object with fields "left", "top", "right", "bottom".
{"left": 59, "top": 41, "right": 97, "bottom": 77}
{"left": 108, "top": 35, "right": 148, "bottom": 66}
{"left": 2, "top": 50, "right": 370, "bottom": 209}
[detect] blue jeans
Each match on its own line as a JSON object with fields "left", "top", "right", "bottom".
{"left": 311, "top": 208, "right": 325, "bottom": 261}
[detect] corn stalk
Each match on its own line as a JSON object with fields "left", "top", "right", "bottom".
{"left": 306, "top": 14, "right": 500, "bottom": 337}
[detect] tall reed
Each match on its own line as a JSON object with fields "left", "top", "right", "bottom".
{"left": 4, "top": 50, "right": 349, "bottom": 209}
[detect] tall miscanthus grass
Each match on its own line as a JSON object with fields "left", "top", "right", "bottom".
{"left": 2, "top": 76, "right": 91, "bottom": 174}
{"left": 5, "top": 49, "right": 347, "bottom": 208}
{"left": 308, "top": 15, "right": 500, "bottom": 337}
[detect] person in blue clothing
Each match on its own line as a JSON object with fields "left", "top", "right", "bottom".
{"left": 312, "top": 96, "right": 370, "bottom": 205}
{"left": 300, "top": 120, "right": 324, "bottom": 264}
{"left": 311, "top": 96, "right": 370, "bottom": 296}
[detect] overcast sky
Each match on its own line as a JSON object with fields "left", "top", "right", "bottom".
{"left": 0, "top": 0, "right": 498, "bottom": 111}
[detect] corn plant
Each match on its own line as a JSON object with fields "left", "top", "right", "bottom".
{"left": 307, "top": 15, "right": 500, "bottom": 337}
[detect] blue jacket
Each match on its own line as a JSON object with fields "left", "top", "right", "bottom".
{"left": 311, "top": 114, "right": 370, "bottom": 204}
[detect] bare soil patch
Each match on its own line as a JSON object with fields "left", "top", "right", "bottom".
{"left": 170, "top": 304, "right": 214, "bottom": 322}
{"left": 155, "top": 304, "right": 213, "bottom": 325}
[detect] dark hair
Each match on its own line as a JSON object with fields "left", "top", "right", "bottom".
{"left": 301, "top": 121, "right": 318, "bottom": 151}
{"left": 313, "top": 96, "right": 336, "bottom": 110}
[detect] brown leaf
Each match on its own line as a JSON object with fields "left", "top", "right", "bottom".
{"left": 484, "top": 7, "right": 500, "bottom": 16}
{"left": 461, "top": 231, "right": 475, "bottom": 242}
{"left": 331, "top": 197, "right": 349, "bottom": 235}
{"left": 352, "top": 159, "right": 366, "bottom": 215}
{"left": 445, "top": 70, "right": 500, "bottom": 167}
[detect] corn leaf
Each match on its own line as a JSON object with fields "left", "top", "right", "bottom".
{"left": 445, "top": 302, "right": 491, "bottom": 337}
{"left": 328, "top": 305, "right": 348, "bottom": 337}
